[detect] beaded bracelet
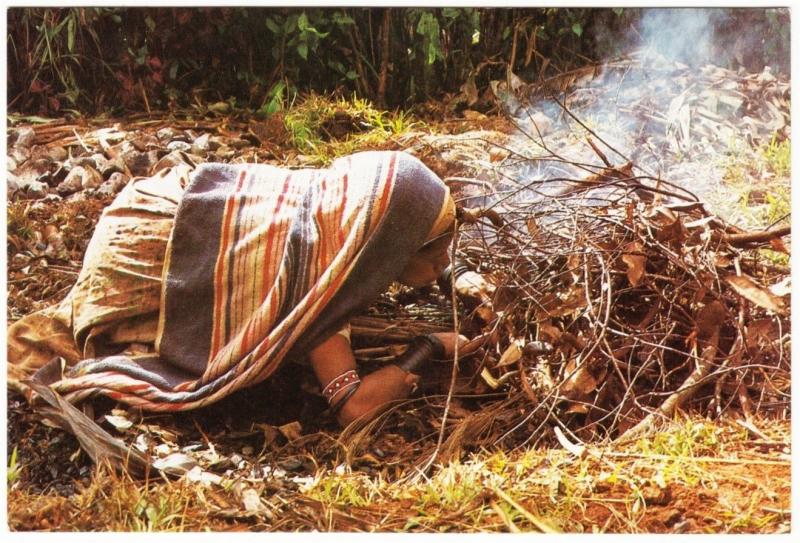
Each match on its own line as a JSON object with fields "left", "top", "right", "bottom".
{"left": 330, "top": 383, "right": 360, "bottom": 415}
{"left": 322, "top": 369, "right": 361, "bottom": 405}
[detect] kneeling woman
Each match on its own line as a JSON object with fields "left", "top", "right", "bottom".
{"left": 8, "top": 151, "right": 478, "bottom": 426}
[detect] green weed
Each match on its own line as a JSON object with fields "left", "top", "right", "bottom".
{"left": 760, "top": 135, "right": 790, "bottom": 177}
{"left": 7, "top": 204, "right": 35, "bottom": 241}
{"left": 306, "top": 472, "right": 377, "bottom": 507}
{"left": 8, "top": 447, "right": 22, "bottom": 486}
{"left": 282, "top": 94, "right": 420, "bottom": 164}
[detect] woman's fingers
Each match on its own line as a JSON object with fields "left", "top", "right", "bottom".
{"left": 430, "top": 332, "right": 484, "bottom": 358}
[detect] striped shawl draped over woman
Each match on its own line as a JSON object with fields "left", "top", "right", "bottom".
{"left": 8, "top": 151, "right": 482, "bottom": 424}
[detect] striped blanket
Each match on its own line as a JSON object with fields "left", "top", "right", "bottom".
{"left": 33, "top": 151, "right": 451, "bottom": 411}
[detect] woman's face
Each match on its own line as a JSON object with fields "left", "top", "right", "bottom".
{"left": 397, "top": 247, "right": 450, "bottom": 288}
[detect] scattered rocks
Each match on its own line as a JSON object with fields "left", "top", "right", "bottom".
{"left": 81, "top": 166, "right": 103, "bottom": 190}
{"left": 156, "top": 127, "right": 177, "bottom": 141}
{"left": 57, "top": 165, "right": 101, "bottom": 195}
{"left": 213, "top": 144, "right": 234, "bottom": 160}
{"left": 12, "top": 165, "right": 52, "bottom": 197}
{"left": 96, "top": 172, "right": 129, "bottom": 198}
{"left": 47, "top": 146, "right": 69, "bottom": 162}
{"left": 70, "top": 155, "right": 99, "bottom": 170}
{"left": 229, "top": 138, "right": 253, "bottom": 150}
{"left": 100, "top": 156, "right": 126, "bottom": 177}
{"left": 167, "top": 140, "right": 192, "bottom": 153}
{"left": 130, "top": 133, "right": 161, "bottom": 152}
{"left": 67, "top": 152, "right": 118, "bottom": 177}
{"left": 28, "top": 157, "right": 58, "bottom": 176}
{"left": 9, "top": 145, "right": 31, "bottom": 166}
{"left": 152, "top": 150, "right": 201, "bottom": 173}
{"left": 56, "top": 174, "right": 82, "bottom": 196}
{"left": 26, "top": 180, "right": 49, "bottom": 199}
{"left": 48, "top": 165, "right": 69, "bottom": 187}
{"left": 108, "top": 171, "right": 130, "bottom": 191}
{"left": 122, "top": 148, "right": 160, "bottom": 177}
{"left": 7, "top": 172, "right": 21, "bottom": 198}
{"left": 87, "top": 153, "right": 112, "bottom": 175}
{"left": 191, "top": 133, "right": 215, "bottom": 154}
{"left": 11, "top": 126, "right": 36, "bottom": 148}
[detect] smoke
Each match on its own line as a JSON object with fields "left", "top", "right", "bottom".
{"left": 637, "top": 8, "right": 726, "bottom": 67}
{"left": 488, "top": 7, "right": 790, "bottom": 219}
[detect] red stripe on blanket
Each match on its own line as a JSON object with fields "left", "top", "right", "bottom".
{"left": 212, "top": 170, "right": 248, "bottom": 355}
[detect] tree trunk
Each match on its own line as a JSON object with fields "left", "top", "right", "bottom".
{"left": 377, "top": 8, "right": 391, "bottom": 107}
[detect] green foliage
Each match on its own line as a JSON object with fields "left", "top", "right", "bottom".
{"left": 760, "top": 134, "right": 791, "bottom": 177}
{"left": 416, "top": 12, "right": 444, "bottom": 65}
{"left": 7, "top": 205, "right": 35, "bottom": 243}
{"left": 282, "top": 94, "right": 419, "bottom": 164}
{"left": 636, "top": 418, "right": 722, "bottom": 458}
{"left": 259, "top": 80, "right": 291, "bottom": 116}
{"left": 130, "top": 494, "right": 187, "bottom": 531}
{"left": 7, "top": 7, "right": 790, "bottom": 115}
{"left": 8, "top": 447, "right": 21, "bottom": 485}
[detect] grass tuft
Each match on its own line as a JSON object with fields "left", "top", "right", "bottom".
{"left": 282, "top": 94, "right": 420, "bottom": 164}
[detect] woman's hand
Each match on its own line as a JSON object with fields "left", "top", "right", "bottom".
{"left": 429, "top": 332, "right": 478, "bottom": 358}
{"left": 454, "top": 271, "right": 497, "bottom": 322}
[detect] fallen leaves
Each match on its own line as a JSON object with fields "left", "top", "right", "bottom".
{"left": 725, "top": 274, "right": 787, "bottom": 315}
{"left": 621, "top": 241, "right": 647, "bottom": 287}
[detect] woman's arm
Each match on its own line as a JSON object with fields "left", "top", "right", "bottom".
{"left": 309, "top": 334, "right": 418, "bottom": 427}
{"left": 309, "top": 332, "right": 472, "bottom": 427}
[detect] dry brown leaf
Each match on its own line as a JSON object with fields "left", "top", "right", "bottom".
{"left": 537, "top": 321, "right": 562, "bottom": 344}
{"left": 654, "top": 216, "right": 686, "bottom": 246}
{"left": 497, "top": 340, "right": 524, "bottom": 367}
{"left": 713, "top": 253, "right": 732, "bottom": 268}
{"left": 560, "top": 359, "right": 597, "bottom": 398}
{"left": 621, "top": 241, "right": 646, "bottom": 287}
{"left": 526, "top": 216, "right": 539, "bottom": 238}
{"left": 104, "top": 414, "right": 133, "bottom": 430}
{"left": 563, "top": 403, "right": 590, "bottom": 415}
{"left": 480, "top": 368, "right": 501, "bottom": 389}
{"left": 725, "top": 274, "right": 787, "bottom": 314}
{"left": 695, "top": 300, "right": 727, "bottom": 340}
{"left": 745, "top": 318, "right": 780, "bottom": 348}
{"left": 535, "top": 286, "right": 588, "bottom": 318}
{"left": 26, "top": 381, "right": 150, "bottom": 476}
{"left": 278, "top": 421, "right": 303, "bottom": 442}
{"left": 769, "top": 237, "right": 790, "bottom": 254}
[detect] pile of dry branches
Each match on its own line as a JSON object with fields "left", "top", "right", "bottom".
{"left": 343, "top": 124, "right": 790, "bottom": 465}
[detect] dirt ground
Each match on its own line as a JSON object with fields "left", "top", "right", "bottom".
{"left": 5, "top": 76, "right": 791, "bottom": 531}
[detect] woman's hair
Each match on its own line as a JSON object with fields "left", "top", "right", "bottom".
{"left": 417, "top": 228, "right": 454, "bottom": 256}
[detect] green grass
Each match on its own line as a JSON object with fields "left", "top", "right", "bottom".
{"left": 712, "top": 133, "right": 791, "bottom": 250}
{"left": 8, "top": 447, "right": 22, "bottom": 485}
{"left": 297, "top": 416, "right": 785, "bottom": 532}
{"left": 8, "top": 416, "right": 790, "bottom": 532}
{"left": 7, "top": 204, "right": 35, "bottom": 242}
{"left": 759, "top": 135, "right": 790, "bottom": 177}
{"left": 282, "top": 94, "right": 420, "bottom": 164}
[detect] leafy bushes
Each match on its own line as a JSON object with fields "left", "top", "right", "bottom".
{"left": 6, "top": 7, "right": 789, "bottom": 115}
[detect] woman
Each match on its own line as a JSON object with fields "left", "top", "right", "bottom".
{"left": 8, "top": 151, "right": 488, "bottom": 426}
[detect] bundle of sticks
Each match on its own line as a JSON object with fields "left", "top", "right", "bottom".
{"left": 351, "top": 138, "right": 790, "bottom": 452}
